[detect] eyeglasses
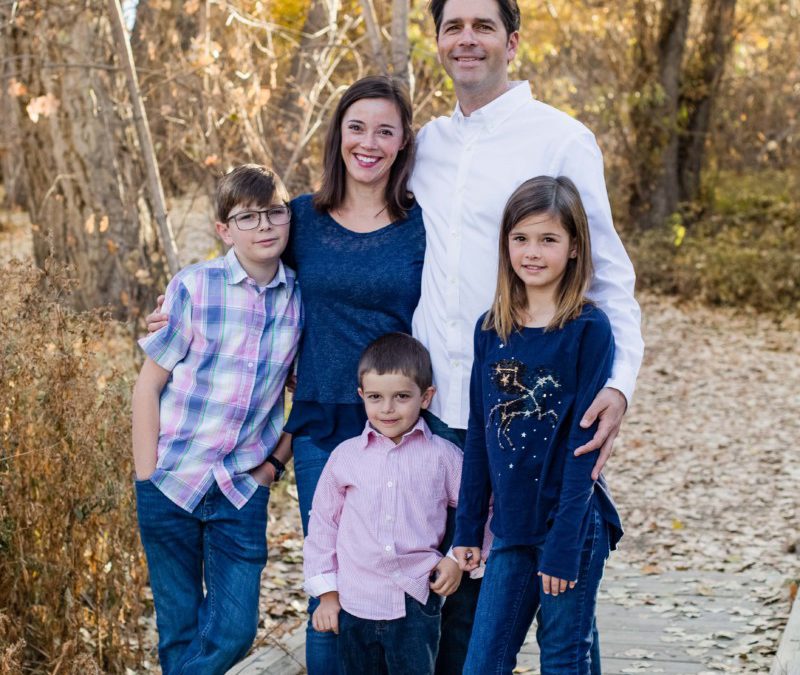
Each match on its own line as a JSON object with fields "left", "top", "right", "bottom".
{"left": 227, "top": 206, "right": 291, "bottom": 230}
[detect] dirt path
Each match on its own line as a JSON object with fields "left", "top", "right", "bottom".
{"left": 254, "top": 293, "right": 800, "bottom": 671}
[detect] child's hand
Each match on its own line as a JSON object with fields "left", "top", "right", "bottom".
{"left": 248, "top": 460, "right": 276, "bottom": 487}
{"left": 311, "top": 592, "right": 341, "bottom": 634}
{"left": 538, "top": 572, "right": 576, "bottom": 597}
{"left": 453, "top": 546, "right": 481, "bottom": 573}
{"left": 430, "top": 557, "right": 462, "bottom": 597}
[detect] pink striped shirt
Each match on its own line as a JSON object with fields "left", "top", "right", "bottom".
{"left": 303, "top": 418, "right": 462, "bottom": 620}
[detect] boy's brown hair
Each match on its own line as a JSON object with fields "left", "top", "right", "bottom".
{"left": 358, "top": 333, "right": 433, "bottom": 391}
{"left": 215, "top": 164, "right": 290, "bottom": 223}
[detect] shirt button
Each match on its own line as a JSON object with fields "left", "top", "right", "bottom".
{"left": 387, "top": 481, "right": 393, "bottom": 488}
{"left": 248, "top": 363, "right": 254, "bottom": 369}
{"left": 386, "top": 515, "right": 392, "bottom": 521}
{"left": 384, "top": 545, "right": 392, "bottom": 552}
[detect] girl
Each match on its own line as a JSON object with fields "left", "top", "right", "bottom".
{"left": 453, "top": 176, "right": 623, "bottom": 674}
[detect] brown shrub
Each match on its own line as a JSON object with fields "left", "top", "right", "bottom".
{"left": 630, "top": 173, "right": 800, "bottom": 316}
{"left": 0, "top": 259, "right": 148, "bottom": 672}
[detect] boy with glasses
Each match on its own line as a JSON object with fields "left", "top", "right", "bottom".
{"left": 132, "top": 164, "right": 302, "bottom": 674}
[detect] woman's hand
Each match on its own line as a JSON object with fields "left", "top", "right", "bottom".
{"left": 145, "top": 294, "right": 168, "bottom": 333}
{"left": 538, "top": 571, "right": 576, "bottom": 596}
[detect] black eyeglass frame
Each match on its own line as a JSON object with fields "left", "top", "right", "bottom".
{"left": 226, "top": 205, "right": 291, "bottom": 231}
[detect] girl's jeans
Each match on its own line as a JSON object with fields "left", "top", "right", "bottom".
{"left": 135, "top": 479, "right": 269, "bottom": 675}
{"left": 463, "top": 506, "right": 610, "bottom": 675}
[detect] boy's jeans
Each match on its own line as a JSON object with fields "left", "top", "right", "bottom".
{"left": 135, "top": 479, "right": 269, "bottom": 675}
{"left": 464, "top": 506, "right": 610, "bottom": 675}
{"left": 338, "top": 593, "right": 443, "bottom": 675}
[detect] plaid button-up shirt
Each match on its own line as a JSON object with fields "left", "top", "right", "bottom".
{"left": 139, "top": 248, "right": 302, "bottom": 512}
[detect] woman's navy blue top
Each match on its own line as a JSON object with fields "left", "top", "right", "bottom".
{"left": 454, "top": 304, "right": 623, "bottom": 582}
{"left": 283, "top": 194, "right": 425, "bottom": 451}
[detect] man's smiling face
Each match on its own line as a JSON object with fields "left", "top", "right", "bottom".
{"left": 436, "top": 0, "right": 519, "bottom": 106}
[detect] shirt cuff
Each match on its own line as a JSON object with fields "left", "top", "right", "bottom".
{"left": 605, "top": 369, "right": 636, "bottom": 408}
{"left": 303, "top": 572, "right": 338, "bottom": 598}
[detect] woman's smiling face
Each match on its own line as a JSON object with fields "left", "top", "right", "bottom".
{"left": 340, "top": 97, "right": 405, "bottom": 192}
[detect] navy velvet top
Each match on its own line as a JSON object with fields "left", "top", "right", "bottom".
{"left": 454, "top": 304, "right": 623, "bottom": 581}
{"left": 283, "top": 194, "right": 425, "bottom": 451}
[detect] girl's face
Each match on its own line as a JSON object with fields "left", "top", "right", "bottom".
{"left": 340, "top": 97, "right": 404, "bottom": 192}
{"left": 508, "top": 212, "right": 577, "bottom": 294}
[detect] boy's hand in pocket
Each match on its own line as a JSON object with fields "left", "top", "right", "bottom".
{"left": 248, "top": 460, "right": 276, "bottom": 487}
{"left": 429, "top": 557, "right": 461, "bottom": 597}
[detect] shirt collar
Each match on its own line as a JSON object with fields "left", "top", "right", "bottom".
{"left": 223, "top": 247, "right": 289, "bottom": 289}
{"left": 358, "top": 416, "right": 433, "bottom": 449}
{"left": 452, "top": 81, "right": 532, "bottom": 133}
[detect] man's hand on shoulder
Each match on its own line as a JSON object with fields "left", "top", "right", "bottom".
{"left": 312, "top": 591, "right": 341, "bottom": 634}
{"left": 430, "top": 557, "right": 461, "bottom": 597}
{"left": 574, "top": 387, "right": 627, "bottom": 480}
{"left": 145, "top": 294, "right": 168, "bottom": 333}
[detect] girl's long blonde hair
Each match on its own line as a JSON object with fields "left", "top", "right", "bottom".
{"left": 483, "top": 175, "right": 594, "bottom": 341}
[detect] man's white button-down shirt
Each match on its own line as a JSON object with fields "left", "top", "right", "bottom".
{"left": 410, "top": 81, "right": 644, "bottom": 430}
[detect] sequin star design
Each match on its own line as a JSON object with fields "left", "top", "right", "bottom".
{"left": 488, "top": 359, "right": 560, "bottom": 453}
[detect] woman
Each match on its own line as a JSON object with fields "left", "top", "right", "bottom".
{"left": 147, "top": 75, "right": 424, "bottom": 673}
{"left": 283, "top": 76, "right": 424, "bottom": 672}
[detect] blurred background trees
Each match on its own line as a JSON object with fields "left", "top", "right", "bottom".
{"left": 0, "top": 1, "right": 797, "bottom": 671}
{"left": 1, "top": 0, "right": 797, "bottom": 318}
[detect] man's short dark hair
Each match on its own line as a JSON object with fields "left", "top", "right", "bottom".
{"left": 428, "top": 0, "right": 520, "bottom": 37}
{"left": 358, "top": 333, "right": 433, "bottom": 392}
{"left": 215, "top": 164, "right": 290, "bottom": 223}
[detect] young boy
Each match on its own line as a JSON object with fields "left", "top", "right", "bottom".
{"left": 132, "top": 164, "right": 302, "bottom": 675}
{"left": 302, "top": 333, "right": 464, "bottom": 675}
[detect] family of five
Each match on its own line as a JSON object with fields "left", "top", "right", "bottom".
{"left": 132, "top": 0, "right": 644, "bottom": 672}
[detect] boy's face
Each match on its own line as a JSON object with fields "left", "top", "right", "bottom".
{"left": 215, "top": 201, "right": 290, "bottom": 282}
{"left": 358, "top": 370, "right": 435, "bottom": 444}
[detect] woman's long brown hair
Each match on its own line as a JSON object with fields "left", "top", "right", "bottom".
{"left": 313, "top": 76, "right": 415, "bottom": 222}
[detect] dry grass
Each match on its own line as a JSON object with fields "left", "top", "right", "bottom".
{"left": 0, "top": 259, "right": 148, "bottom": 673}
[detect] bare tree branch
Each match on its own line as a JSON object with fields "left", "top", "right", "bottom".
{"left": 106, "top": 0, "right": 180, "bottom": 274}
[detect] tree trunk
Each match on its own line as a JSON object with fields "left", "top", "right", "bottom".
{"left": 391, "top": 0, "right": 410, "bottom": 88}
{"left": 629, "top": 0, "right": 692, "bottom": 230}
{"left": 359, "top": 0, "right": 389, "bottom": 74}
{"left": 678, "top": 0, "right": 737, "bottom": 204}
{"left": 1, "top": 1, "right": 167, "bottom": 318}
{"left": 271, "top": 0, "right": 340, "bottom": 191}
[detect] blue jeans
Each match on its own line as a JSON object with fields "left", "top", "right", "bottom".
{"left": 293, "top": 435, "right": 341, "bottom": 675}
{"left": 135, "top": 479, "right": 269, "bottom": 675}
{"left": 338, "top": 593, "right": 443, "bottom": 675}
{"left": 464, "top": 507, "right": 610, "bottom": 675}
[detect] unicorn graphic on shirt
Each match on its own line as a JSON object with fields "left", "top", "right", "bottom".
{"left": 487, "top": 358, "right": 560, "bottom": 453}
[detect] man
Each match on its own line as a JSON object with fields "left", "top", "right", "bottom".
{"left": 409, "top": 0, "right": 644, "bottom": 671}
